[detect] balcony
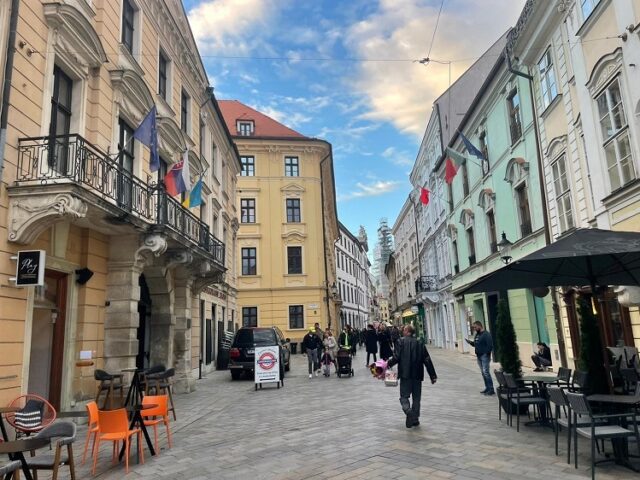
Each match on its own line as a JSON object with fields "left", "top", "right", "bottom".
{"left": 415, "top": 275, "right": 437, "bottom": 293}
{"left": 9, "top": 134, "right": 224, "bottom": 267}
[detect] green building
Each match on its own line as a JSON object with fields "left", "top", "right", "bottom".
{"left": 439, "top": 48, "right": 559, "bottom": 369}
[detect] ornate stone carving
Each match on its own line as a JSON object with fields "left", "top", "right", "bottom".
{"left": 586, "top": 48, "right": 623, "bottom": 96}
{"left": 546, "top": 135, "right": 568, "bottom": 160}
{"left": 134, "top": 234, "right": 168, "bottom": 266}
{"left": 165, "top": 249, "right": 194, "bottom": 270}
{"left": 110, "top": 69, "right": 155, "bottom": 125}
{"left": 8, "top": 193, "right": 88, "bottom": 244}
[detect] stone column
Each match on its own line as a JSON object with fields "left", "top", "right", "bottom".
{"left": 173, "top": 267, "right": 195, "bottom": 393}
{"left": 144, "top": 266, "right": 174, "bottom": 368}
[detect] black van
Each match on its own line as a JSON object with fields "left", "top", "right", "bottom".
{"left": 229, "top": 327, "right": 291, "bottom": 380}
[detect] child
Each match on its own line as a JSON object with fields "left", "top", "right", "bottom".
{"left": 321, "top": 348, "right": 333, "bottom": 377}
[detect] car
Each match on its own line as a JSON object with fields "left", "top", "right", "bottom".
{"left": 229, "top": 327, "right": 291, "bottom": 380}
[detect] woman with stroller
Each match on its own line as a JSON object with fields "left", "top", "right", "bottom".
{"left": 323, "top": 329, "right": 338, "bottom": 373}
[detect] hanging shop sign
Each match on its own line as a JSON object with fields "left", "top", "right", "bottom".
{"left": 14, "top": 250, "right": 46, "bottom": 286}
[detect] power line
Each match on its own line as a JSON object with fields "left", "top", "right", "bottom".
{"left": 427, "top": 0, "right": 447, "bottom": 59}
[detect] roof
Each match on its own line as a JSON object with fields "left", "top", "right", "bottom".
{"left": 217, "top": 100, "right": 308, "bottom": 139}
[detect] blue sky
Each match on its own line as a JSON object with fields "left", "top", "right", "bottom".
{"left": 184, "top": 0, "right": 525, "bottom": 246}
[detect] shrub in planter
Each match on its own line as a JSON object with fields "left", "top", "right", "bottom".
{"left": 576, "top": 296, "right": 608, "bottom": 394}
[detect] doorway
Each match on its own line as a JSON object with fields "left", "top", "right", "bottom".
{"left": 28, "top": 270, "right": 68, "bottom": 410}
{"left": 136, "top": 274, "right": 151, "bottom": 370}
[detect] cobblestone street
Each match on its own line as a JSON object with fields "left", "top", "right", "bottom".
{"left": 67, "top": 349, "right": 633, "bottom": 479}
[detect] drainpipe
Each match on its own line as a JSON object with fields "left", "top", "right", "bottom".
{"left": 319, "top": 150, "right": 334, "bottom": 329}
{"left": 506, "top": 52, "right": 568, "bottom": 368}
{"left": 0, "top": 0, "right": 20, "bottom": 182}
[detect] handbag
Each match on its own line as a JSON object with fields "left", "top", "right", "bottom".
{"left": 384, "top": 370, "right": 398, "bottom": 387}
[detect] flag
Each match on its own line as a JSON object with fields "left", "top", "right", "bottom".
{"left": 133, "top": 106, "right": 160, "bottom": 172}
{"left": 419, "top": 187, "right": 430, "bottom": 205}
{"left": 164, "top": 150, "right": 191, "bottom": 197}
{"left": 459, "top": 131, "right": 486, "bottom": 161}
{"left": 445, "top": 158, "right": 458, "bottom": 184}
{"left": 183, "top": 174, "right": 204, "bottom": 208}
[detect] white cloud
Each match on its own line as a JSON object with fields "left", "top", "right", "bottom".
{"left": 250, "top": 104, "right": 312, "bottom": 129}
{"left": 345, "top": 0, "right": 526, "bottom": 138}
{"left": 382, "top": 146, "right": 414, "bottom": 167}
{"left": 338, "top": 180, "right": 403, "bottom": 202}
{"left": 239, "top": 73, "right": 260, "bottom": 84}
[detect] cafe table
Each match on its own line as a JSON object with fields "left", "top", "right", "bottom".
{"left": 520, "top": 373, "right": 557, "bottom": 428}
{"left": 588, "top": 394, "right": 640, "bottom": 473}
{"left": 0, "top": 406, "right": 19, "bottom": 441}
{"left": 118, "top": 403, "right": 157, "bottom": 463}
{"left": 122, "top": 367, "right": 145, "bottom": 407}
{"left": 0, "top": 437, "right": 50, "bottom": 480}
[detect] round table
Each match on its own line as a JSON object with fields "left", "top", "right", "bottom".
{"left": 0, "top": 437, "right": 50, "bottom": 480}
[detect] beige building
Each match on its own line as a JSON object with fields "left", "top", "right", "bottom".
{"left": 218, "top": 101, "right": 339, "bottom": 344}
{"left": 0, "top": 0, "right": 239, "bottom": 409}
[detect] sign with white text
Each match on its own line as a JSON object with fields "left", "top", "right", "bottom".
{"left": 255, "top": 346, "right": 280, "bottom": 385}
{"left": 15, "top": 250, "right": 46, "bottom": 286}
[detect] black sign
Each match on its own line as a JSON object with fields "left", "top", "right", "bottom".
{"left": 15, "top": 250, "right": 45, "bottom": 286}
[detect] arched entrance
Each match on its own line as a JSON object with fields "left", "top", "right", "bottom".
{"left": 136, "top": 274, "right": 152, "bottom": 370}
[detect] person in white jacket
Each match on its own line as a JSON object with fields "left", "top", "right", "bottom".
{"left": 323, "top": 329, "right": 338, "bottom": 371}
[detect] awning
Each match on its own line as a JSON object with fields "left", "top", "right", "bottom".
{"left": 402, "top": 309, "right": 416, "bottom": 318}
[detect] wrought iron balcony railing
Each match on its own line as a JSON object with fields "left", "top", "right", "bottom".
{"left": 16, "top": 134, "right": 224, "bottom": 267}
{"left": 415, "top": 275, "right": 437, "bottom": 293}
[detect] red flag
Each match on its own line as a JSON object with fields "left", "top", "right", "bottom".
{"left": 445, "top": 157, "right": 458, "bottom": 184}
{"left": 420, "top": 187, "right": 430, "bottom": 205}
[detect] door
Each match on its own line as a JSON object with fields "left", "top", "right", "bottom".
{"left": 28, "top": 270, "right": 68, "bottom": 410}
{"left": 49, "top": 66, "right": 72, "bottom": 174}
{"left": 533, "top": 296, "right": 550, "bottom": 345}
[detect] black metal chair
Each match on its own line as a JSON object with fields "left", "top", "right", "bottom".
{"left": 147, "top": 368, "right": 176, "bottom": 420}
{"left": 565, "top": 392, "right": 640, "bottom": 480}
{"left": 556, "top": 367, "right": 572, "bottom": 386}
{"left": 504, "top": 373, "right": 547, "bottom": 432}
{"left": 570, "top": 370, "right": 589, "bottom": 393}
{"left": 141, "top": 364, "right": 166, "bottom": 395}
{"left": 28, "top": 421, "right": 77, "bottom": 480}
{"left": 94, "top": 369, "right": 124, "bottom": 410}
{"left": 494, "top": 370, "right": 509, "bottom": 424}
{"left": 620, "top": 368, "right": 639, "bottom": 395}
{"left": 0, "top": 461, "right": 21, "bottom": 479}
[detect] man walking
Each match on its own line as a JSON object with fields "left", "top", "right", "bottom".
{"left": 314, "top": 322, "right": 325, "bottom": 368}
{"left": 465, "top": 321, "right": 495, "bottom": 395}
{"left": 531, "top": 342, "right": 552, "bottom": 372}
{"left": 387, "top": 324, "right": 437, "bottom": 428}
{"left": 303, "top": 327, "right": 322, "bottom": 378}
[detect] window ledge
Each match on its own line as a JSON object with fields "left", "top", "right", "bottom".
{"left": 240, "top": 274, "right": 261, "bottom": 278}
{"left": 284, "top": 274, "right": 307, "bottom": 277}
{"left": 510, "top": 136, "right": 525, "bottom": 152}
{"left": 601, "top": 178, "right": 640, "bottom": 206}
{"left": 539, "top": 93, "right": 562, "bottom": 119}
{"left": 117, "top": 43, "right": 144, "bottom": 78}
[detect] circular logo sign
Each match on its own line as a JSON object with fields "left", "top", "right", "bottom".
{"left": 257, "top": 351, "right": 277, "bottom": 370}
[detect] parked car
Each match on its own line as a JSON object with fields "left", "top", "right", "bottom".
{"left": 229, "top": 327, "right": 291, "bottom": 380}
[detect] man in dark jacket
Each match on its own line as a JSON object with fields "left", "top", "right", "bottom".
{"left": 387, "top": 324, "right": 437, "bottom": 428}
{"left": 465, "top": 321, "right": 495, "bottom": 395}
{"left": 302, "top": 327, "right": 323, "bottom": 378}
{"left": 531, "top": 342, "right": 552, "bottom": 371}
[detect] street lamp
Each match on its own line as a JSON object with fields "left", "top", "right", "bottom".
{"left": 497, "top": 232, "right": 513, "bottom": 265}
{"left": 330, "top": 282, "right": 339, "bottom": 299}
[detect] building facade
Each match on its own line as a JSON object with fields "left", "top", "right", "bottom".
{"left": 390, "top": 197, "right": 419, "bottom": 314}
{"left": 443, "top": 49, "right": 559, "bottom": 368}
{"left": 336, "top": 223, "right": 371, "bottom": 329}
{"left": 218, "top": 100, "right": 339, "bottom": 344}
{"left": 0, "top": 0, "right": 239, "bottom": 408}
{"left": 509, "top": 0, "right": 640, "bottom": 363}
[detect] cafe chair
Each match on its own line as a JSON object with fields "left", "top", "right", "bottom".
{"left": 140, "top": 365, "right": 165, "bottom": 395}
{"left": 556, "top": 367, "right": 572, "bottom": 387}
{"left": 565, "top": 392, "right": 640, "bottom": 480}
{"left": 504, "top": 373, "right": 548, "bottom": 432}
{"left": 141, "top": 395, "right": 172, "bottom": 452}
{"left": 0, "top": 460, "right": 21, "bottom": 479}
{"left": 93, "top": 408, "right": 143, "bottom": 475}
{"left": 80, "top": 401, "right": 99, "bottom": 465}
{"left": 5, "top": 394, "right": 56, "bottom": 437}
{"left": 27, "top": 421, "right": 77, "bottom": 480}
{"left": 147, "top": 368, "right": 176, "bottom": 420}
{"left": 569, "top": 370, "right": 589, "bottom": 393}
{"left": 94, "top": 370, "right": 124, "bottom": 410}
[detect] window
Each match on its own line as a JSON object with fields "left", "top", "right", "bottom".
{"left": 447, "top": 184, "right": 454, "bottom": 207}
{"left": 199, "top": 120, "right": 205, "bottom": 158}
{"left": 121, "top": 0, "right": 135, "bottom": 54}
{"left": 538, "top": 49, "right": 558, "bottom": 108}
{"left": 287, "top": 246, "right": 302, "bottom": 274}
{"left": 479, "top": 130, "right": 489, "bottom": 169}
{"left": 238, "top": 121, "right": 254, "bottom": 136}
{"left": 508, "top": 89, "right": 523, "bottom": 144}
{"left": 286, "top": 198, "right": 301, "bottom": 223}
{"left": 240, "top": 199, "right": 255, "bottom": 223}
{"left": 180, "top": 89, "right": 189, "bottom": 133}
{"left": 241, "top": 247, "right": 256, "bottom": 275}
{"left": 467, "top": 228, "right": 476, "bottom": 266}
{"left": 242, "top": 307, "right": 257, "bottom": 327}
{"left": 117, "top": 118, "right": 135, "bottom": 208}
{"left": 289, "top": 305, "right": 304, "bottom": 329}
{"left": 285, "top": 156, "right": 299, "bottom": 177}
{"left": 551, "top": 155, "right": 574, "bottom": 233}
{"left": 581, "top": 0, "right": 600, "bottom": 19}
{"left": 212, "top": 213, "right": 219, "bottom": 237}
{"left": 49, "top": 66, "right": 73, "bottom": 172}
{"left": 487, "top": 210, "right": 498, "bottom": 253}
{"left": 597, "top": 79, "right": 635, "bottom": 190}
{"left": 461, "top": 162, "right": 469, "bottom": 197}
{"left": 240, "top": 156, "right": 254, "bottom": 176}
{"left": 158, "top": 50, "right": 168, "bottom": 100}
{"left": 516, "top": 183, "right": 532, "bottom": 236}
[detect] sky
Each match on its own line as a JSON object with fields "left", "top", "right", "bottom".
{"left": 183, "top": 0, "right": 526, "bottom": 249}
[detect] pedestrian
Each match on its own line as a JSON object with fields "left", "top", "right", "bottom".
{"left": 338, "top": 325, "right": 352, "bottom": 350}
{"left": 365, "top": 324, "right": 378, "bottom": 366}
{"left": 349, "top": 325, "right": 357, "bottom": 356}
{"left": 323, "top": 329, "right": 338, "bottom": 371}
{"left": 387, "top": 324, "right": 437, "bottom": 428}
{"left": 390, "top": 325, "right": 400, "bottom": 351}
{"left": 314, "top": 322, "right": 325, "bottom": 366}
{"left": 303, "top": 327, "right": 323, "bottom": 378}
{"left": 321, "top": 348, "right": 333, "bottom": 377}
{"left": 359, "top": 328, "right": 366, "bottom": 347}
{"left": 531, "top": 342, "right": 552, "bottom": 372}
{"left": 465, "top": 321, "right": 495, "bottom": 395}
{"left": 378, "top": 323, "right": 393, "bottom": 360}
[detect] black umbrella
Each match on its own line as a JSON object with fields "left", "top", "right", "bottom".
{"left": 461, "top": 228, "right": 640, "bottom": 294}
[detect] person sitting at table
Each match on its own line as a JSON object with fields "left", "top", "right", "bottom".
{"left": 531, "top": 342, "right": 552, "bottom": 372}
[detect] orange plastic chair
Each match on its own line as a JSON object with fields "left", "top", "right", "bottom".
{"left": 92, "top": 408, "right": 143, "bottom": 474}
{"left": 141, "top": 395, "right": 172, "bottom": 452}
{"left": 81, "top": 401, "right": 99, "bottom": 465}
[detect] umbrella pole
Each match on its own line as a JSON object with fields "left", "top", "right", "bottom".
{"left": 591, "top": 283, "right": 614, "bottom": 393}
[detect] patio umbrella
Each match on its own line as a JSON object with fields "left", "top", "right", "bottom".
{"left": 460, "top": 228, "right": 640, "bottom": 294}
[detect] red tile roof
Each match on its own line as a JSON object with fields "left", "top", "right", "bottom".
{"left": 217, "top": 100, "right": 307, "bottom": 139}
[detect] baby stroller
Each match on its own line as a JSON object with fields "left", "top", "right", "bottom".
{"left": 336, "top": 347, "right": 354, "bottom": 378}
{"left": 321, "top": 351, "right": 333, "bottom": 377}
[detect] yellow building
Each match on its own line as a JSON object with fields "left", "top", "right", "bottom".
{"left": 218, "top": 101, "right": 339, "bottom": 344}
{"left": 0, "top": 0, "right": 239, "bottom": 409}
